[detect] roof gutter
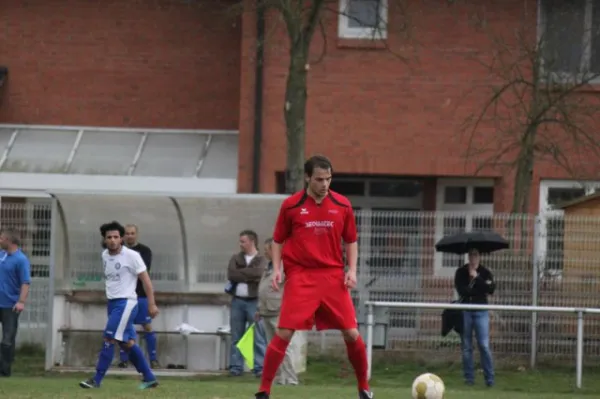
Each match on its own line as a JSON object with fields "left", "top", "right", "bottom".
{"left": 251, "top": 5, "right": 265, "bottom": 193}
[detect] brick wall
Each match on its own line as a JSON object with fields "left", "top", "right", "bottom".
{"left": 0, "top": 0, "right": 240, "bottom": 130}
{"left": 238, "top": 0, "right": 600, "bottom": 212}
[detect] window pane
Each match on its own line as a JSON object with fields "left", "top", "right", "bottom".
{"left": 591, "top": 0, "right": 600, "bottom": 73}
{"left": 369, "top": 181, "right": 422, "bottom": 198}
{"left": 444, "top": 186, "right": 467, "bottom": 204}
{"left": 442, "top": 216, "right": 466, "bottom": 268}
{"left": 330, "top": 180, "right": 366, "bottom": 196}
{"left": 473, "top": 187, "right": 494, "bottom": 204}
{"left": 547, "top": 187, "right": 586, "bottom": 208}
{"left": 347, "top": 0, "right": 381, "bottom": 28}
{"left": 546, "top": 215, "right": 564, "bottom": 270}
{"left": 542, "top": 0, "right": 585, "bottom": 74}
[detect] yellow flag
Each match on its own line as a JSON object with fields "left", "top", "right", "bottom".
{"left": 236, "top": 323, "right": 255, "bottom": 370}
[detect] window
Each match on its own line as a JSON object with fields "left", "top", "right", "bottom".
{"left": 434, "top": 179, "right": 495, "bottom": 277}
{"left": 330, "top": 180, "right": 366, "bottom": 196}
{"left": 444, "top": 186, "right": 467, "bottom": 204}
{"left": 369, "top": 181, "right": 422, "bottom": 198}
{"left": 547, "top": 187, "right": 586, "bottom": 209}
{"left": 338, "top": 0, "right": 388, "bottom": 39}
{"left": 538, "top": 181, "right": 593, "bottom": 272}
{"left": 540, "top": 0, "right": 600, "bottom": 79}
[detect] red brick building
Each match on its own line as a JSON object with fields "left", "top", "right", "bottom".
{"left": 4, "top": 0, "right": 600, "bottom": 345}
{"left": 1, "top": 0, "right": 598, "bottom": 238}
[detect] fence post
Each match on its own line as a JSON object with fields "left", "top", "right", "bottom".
{"left": 366, "top": 303, "right": 374, "bottom": 381}
{"left": 530, "top": 214, "right": 542, "bottom": 369}
{"left": 576, "top": 311, "right": 584, "bottom": 389}
{"left": 44, "top": 198, "right": 59, "bottom": 371}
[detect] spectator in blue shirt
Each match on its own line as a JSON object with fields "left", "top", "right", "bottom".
{"left": 0, "top": 227, "right": 31, "bottom": 377}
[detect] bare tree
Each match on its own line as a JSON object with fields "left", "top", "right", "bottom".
{"left": 235, "top": 0, "right": 410, "bottom": 193}
{"left": 462, "top": 4, "right": 600, "bottom": 214}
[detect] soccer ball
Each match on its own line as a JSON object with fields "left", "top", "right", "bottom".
{"left": 411, "top": 373, "right": 445, "bottom": 399}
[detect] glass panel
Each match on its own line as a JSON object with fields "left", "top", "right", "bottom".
{"left": 330, "top": 180, "right": 366, "bottom": 196}
{"left": 2, "top": 128, "right": 77, "bottom": 173}
{"left": 70, "top": 131, "right": 139, "bottom": 175}
{"left": 591, "top": 0, "right": 600, "bottom": 73}
{"left": 547, "top": 187, "right": 586, "bottom": 209}
{"left": 369, "top": 181, "right": 422, "bottom": 198}
{"left": 347, "top": 0, "right": 381, "bottom": 28}
{"left": 473, "top": 187, "right": 494, "bottom": 204}
{"left": 442, "top": 216, "right": 466, "bottom": 268}
{"left": 542, "top": 0, "right": 585, "bottom": 74}
{"left": 444, "top": 186, "right": 467, "bottom": 204}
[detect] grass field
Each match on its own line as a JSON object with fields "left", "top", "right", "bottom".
{"left": 3, "top": 350, "right": 600, "bottom": 398}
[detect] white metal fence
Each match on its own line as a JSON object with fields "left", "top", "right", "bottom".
{"left": 1, "top": 194, "right": 599, "bottom": 366}
{"left": 364, "top": 301, "right": 600, "bottom": 389}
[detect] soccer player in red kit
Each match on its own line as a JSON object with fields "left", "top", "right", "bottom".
{"left": 254, "top": 155, "right": 373, "bottom": 399}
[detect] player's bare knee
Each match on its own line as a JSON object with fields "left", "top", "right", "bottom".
{"left": 341, "top": 328, "right": 360, "bottom": 342}
{"left": 142, "top": 324, "right": 153, "bottom": 332}
{"left": 276, "top": 328, "right": 294, "bottom": 341}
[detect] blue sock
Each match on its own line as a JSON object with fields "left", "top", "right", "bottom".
{"left": 93, "top": 341, "right": 115, "bottom": 386}
{"left": 128, "top": 344, "right": 156, "bottom": 382}
{"left": 119, "top": 348, "right": 129, "bottom": 363}
{"left": 144, "top": 331, "right": 157, "bottom": 362}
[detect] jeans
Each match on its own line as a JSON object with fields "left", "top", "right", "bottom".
{"left": 0, "top": 308, "right": 20, "bottom": 376}
{"left": 229, "top": 297, "right": 266, "bottom": 375}
{"left": 461, "top": 310, "right": 494, "bottom": 385}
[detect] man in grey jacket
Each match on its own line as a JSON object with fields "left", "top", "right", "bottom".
{"left": 255, "top": 238, "right": 298, "bottom": 385}
{"left": 227, "top": 230, "right": 268, "bottom": 377}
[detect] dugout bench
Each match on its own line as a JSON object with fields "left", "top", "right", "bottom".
{"left": 57, "top": 327, "right": 231, "bottom": 373}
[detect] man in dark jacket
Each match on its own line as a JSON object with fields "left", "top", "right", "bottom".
{"left": 118, "top": 224, "right": 158, "bottom": 369}
{"left": 454, "top": 248, "right": 495, "bottom": 387}
{"left": 227, "top": 230, "right": 268, "bottom": 377}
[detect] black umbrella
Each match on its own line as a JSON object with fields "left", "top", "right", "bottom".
{"left": 435, "top": 231, "right": 509, "bottom": 255}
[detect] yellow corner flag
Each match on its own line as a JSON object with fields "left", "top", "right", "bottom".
{"left": 236, "top": 323, "right": 255, "bottom": 370}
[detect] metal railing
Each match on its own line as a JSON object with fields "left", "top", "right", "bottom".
{"left": 365, "top": 301, "right": 600, "bottom": 389}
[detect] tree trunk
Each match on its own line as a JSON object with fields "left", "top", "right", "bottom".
{"left": 511, "top": 128, "right": 536, "bottom": 214}
{"left": 283, "top": 46, "right": 309, "bottom": 193}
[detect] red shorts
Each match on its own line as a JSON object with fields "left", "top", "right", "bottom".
{"left": 277, "top": 266, "right": 358, "bottom": 331}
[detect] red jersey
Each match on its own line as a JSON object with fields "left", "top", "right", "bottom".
{"left": 273, "top": 190, "right": 358, "bottom": 269}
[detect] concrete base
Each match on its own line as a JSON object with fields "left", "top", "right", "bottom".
{"left": 52, "top": 366, "right": 226, "bottom": 377}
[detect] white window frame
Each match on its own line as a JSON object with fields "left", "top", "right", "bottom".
{"left": 338, "top": 0, "right": 388, "bottom": 40}
{"left": 538, "top": 0, "right": 600, "bottom": 83}
{"left": 537, "top": 179, "right": 600, "bottom": 273}
{"left": 434, "top": 178, "right": 495, "bottom": 278}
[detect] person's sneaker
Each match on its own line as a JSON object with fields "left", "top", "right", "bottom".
{"left": 150, "top": 360, "right": 160, "bottom": 369}
{"left": 117, "top": 361, "right": 128, "bottom": 368}
{"left": 359, "top": 390, "right": 374, "bottom": 399}
{"left": 138, "top": 380, "right": 159, "bottom": 390}
{"left": 79, "top": 378, "right": 99, "bottom": 389}
{"left": 255, "top": 392, "right": 269, "bottom": 399}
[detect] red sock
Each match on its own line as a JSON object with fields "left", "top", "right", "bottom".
{"left": 345, "top": 335, "right": 370, "bottom": 391}
{"left": 259, "top": 335, "right": 289, "bottom": 394}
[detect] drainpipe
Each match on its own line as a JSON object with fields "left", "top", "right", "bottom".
{"left": 251, "top": 5, "right": 265, "bottom": 193}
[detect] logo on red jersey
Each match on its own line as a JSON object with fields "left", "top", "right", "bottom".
{"left": 305, "top": 221, "right": 334, "bottom": 228}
